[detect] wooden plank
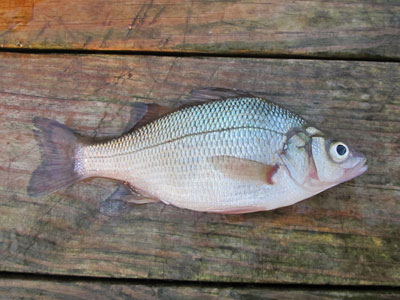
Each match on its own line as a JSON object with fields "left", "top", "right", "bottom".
{"left": 0, "top": 0, "right": 399, "bottom": 58}
{"left": 0, "top": 53, "right": 399, "bottom": 285}
{"left": 1, "top": 278, "right": 399, "bottom": 300}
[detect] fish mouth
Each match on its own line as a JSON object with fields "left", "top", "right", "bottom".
{"left": 342, "top": 156, "right": 368, "bottom": 183}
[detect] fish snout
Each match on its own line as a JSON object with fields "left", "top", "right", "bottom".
{"left": 342, "top": 152, "right": 368, "bottom": 182}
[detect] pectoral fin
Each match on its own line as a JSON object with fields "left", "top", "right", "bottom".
{"left": 208, "top": 156, "right": 279, "bottom": 185}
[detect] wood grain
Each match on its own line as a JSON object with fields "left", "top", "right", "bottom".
{"left": 1, "top": 278, "right": 399, "bottom": 300}
{"left": 0, "top": 53, "right": 399, "bottom": 285}
{"left": 0, "top": 0, "right": 399, "bottom": 58}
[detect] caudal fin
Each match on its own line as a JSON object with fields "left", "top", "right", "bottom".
{"left": 28, "top": 117, "right": 86, "bottom": 197}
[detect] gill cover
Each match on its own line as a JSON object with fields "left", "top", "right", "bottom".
{"left": 280, "top": 129, "right": 311, "bottom": 185}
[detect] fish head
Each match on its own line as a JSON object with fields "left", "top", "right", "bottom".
{"left": 303, "top": 127, "right": 368, "bottom": 191}
{"left": 281, "top": 126, "right": 367, "bottom": 194}
{"left": 309, "top": 136, "right": 367, "bottom": 185}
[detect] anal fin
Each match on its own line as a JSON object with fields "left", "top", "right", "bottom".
{"left": 99, "top": 183, "right": 159, "bottom": 216}
{"left": 122, "top": 181, "right": 159, "bottom": 204}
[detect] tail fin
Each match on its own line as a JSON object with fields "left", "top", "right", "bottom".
{"left": 28, "top": 117, "right": 86, "bottom": 197}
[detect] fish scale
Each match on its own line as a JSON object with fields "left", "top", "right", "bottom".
{"left": 83, "top": 98, "right": 304, "bottom": 160}
{"left": 78, "top": 97, "right": 307, "bottom": 211}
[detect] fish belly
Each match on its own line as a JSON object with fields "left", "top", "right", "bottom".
{"left": 121, "top": 127, "right": 299, "bottom": 212}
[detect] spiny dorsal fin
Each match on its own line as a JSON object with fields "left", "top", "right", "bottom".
{"left": 126, "top": 88, "right": 264, "bottom": 133}
{"left": 187, "top": 88, "right": 257, "bottom": 103}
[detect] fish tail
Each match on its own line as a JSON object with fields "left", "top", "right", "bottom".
{"left": 27, "top": 117, "right": 87, "bottom": 197}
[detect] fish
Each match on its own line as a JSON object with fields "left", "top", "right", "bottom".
{"left": 27, "top": 88, "right": 368, "bottom": 214}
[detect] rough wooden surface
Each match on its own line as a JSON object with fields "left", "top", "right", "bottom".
{"left": 1, "top": 278, "right": 399, "bottom": 300}
{"left": 0, "top": 53, "right": 399, "bottom": 285}
{"left": 0, "top": 0, "right": 399, "bottom": 58}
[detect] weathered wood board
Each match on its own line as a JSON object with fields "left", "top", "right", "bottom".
{"left": 0, "top": 0, "right": 399, "bottom": 58}
{"left": 1, "top": 278, "right": 399, "bottom": 300}
{"left": 0, "top": 53, "right": 399, "bottom": 285}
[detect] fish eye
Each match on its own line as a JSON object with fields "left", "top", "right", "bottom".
{"left": 336, "top": 144, "right": 347, "bottom": 156}
{"left": 329, "top": 142, "right": 349, "bottom": 162}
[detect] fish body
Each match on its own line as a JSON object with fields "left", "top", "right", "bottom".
{"left": 28, "top": 89, "right": 367, "bottom": 214}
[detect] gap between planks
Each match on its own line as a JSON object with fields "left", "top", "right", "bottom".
{"left": 1, "top": 271, "right": 400, "bottom": 292}
{"left": 0, "top": 47, "right": 399, "bottom": 64}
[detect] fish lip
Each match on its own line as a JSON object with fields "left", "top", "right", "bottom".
{"left": 342, "top": 156, "right": 368, "bottom": 182}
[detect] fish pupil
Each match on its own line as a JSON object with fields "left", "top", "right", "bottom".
{"left": 336, "top": 144, "right": 347, "bottom": 156}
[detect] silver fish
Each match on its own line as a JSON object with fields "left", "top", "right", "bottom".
{"left": 28, "top": 88, "right": 367, "bottom": 214}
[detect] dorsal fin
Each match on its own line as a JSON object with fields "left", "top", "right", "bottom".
{"left": 123, "top": 102, "right": 175, "bottom": 134}
{"left": 187, "top": 88, "right": 257, "bottom": 103}
{"left": 130, "top": 104, "right": 174, "bottom": 132}
{"left": 122, "top": 102, "right": 148, "bottom": 133}
{"left": 124, "top": 88, "right": 263, "bottom": 134}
